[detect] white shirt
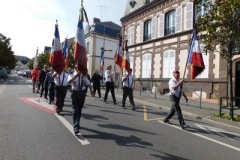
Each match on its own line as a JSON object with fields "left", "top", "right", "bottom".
{"left": 122, "top": 74, "right": 134, "bottom": 88}
{"left": 169, "top": 77, "right": 181, "bottom": 98}
{"left": 68, "top": 72, "right": 90, "bottom": 91}
{"left": 105, "top": 70, "right": 113, "bottom": 82}
{"left": 54, "top": 72, "right": 69, "bottom": 86}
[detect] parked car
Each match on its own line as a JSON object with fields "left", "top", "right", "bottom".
{"left": 17, "top": 70, "right": 24, "bottom": 76}
{"left": 0, "top": 70, "right": 8, "bottom": 79}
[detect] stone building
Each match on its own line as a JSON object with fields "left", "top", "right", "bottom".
{"left": 120, "top": 0, "right": 240, "bottom": 100}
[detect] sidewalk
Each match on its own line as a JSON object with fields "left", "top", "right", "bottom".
{"left": 113, "top": 88, "right": 240, "bottom": 129}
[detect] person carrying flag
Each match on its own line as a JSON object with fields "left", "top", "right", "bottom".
{"left": 163, "top": 70, "right": 189, "bottom": 130}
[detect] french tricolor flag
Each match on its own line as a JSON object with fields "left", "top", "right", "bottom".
{"left": 99, "top": 48, "right": 104, "bottom": 69}
{"left": 49, "top": 21, "right": 64, "bottom": 74}
{"left": 74, "top": 5, "right": 88, "bottom": 75}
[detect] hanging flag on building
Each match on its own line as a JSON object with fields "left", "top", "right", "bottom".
{"left": 99, "top": 47, "right": 104, "bottom": 69}
{"left": 62, "top": 38, "right": 69, "bottom": 70}
{"left": 114, "top": 35, "right": 123, "bottom": 68}
{"left": 33, "top": 47, "right": 38, "bottom": 67}
{"left": 74, "top": 3, "right": 89, "bottom": 75}
{"left": 49, "top": 21, "right": 64, "bottom": 74}
{"left": 187, "top": 28, "right": 205, "bottom": 80}
{"left": 122, "top": 40, "right": 130, "bottom": 72}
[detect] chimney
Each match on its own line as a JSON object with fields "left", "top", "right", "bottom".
{"left": 93, "top": 17, "right": 100, "bottom": 24}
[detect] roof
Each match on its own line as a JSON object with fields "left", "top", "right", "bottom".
{"left": 92, "top": 21, "right": 121, "bottom": 38}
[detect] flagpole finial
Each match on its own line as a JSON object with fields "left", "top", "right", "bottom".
{"left": 55, "top": 19, "right": 58, "bottom": 27}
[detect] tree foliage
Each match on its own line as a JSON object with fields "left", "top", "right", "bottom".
{"left": 195, "top": 0, "right": 240, "bottom": 120}
{"left": 196, "top": 0, "right": 240, "bottom": 60}
{"left": 0, "top": 33, "right": 17, "bottom": 70}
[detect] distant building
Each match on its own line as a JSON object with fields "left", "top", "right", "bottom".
{"left": 15, "top": 55, "right": 29, "bottom": 65}
{"left": 44, "top": 46, "right": 51, "bottom": 53}
{"left": 84, "top": 20, "right": 121, "bottom": 82}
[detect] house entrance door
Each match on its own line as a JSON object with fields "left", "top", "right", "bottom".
{"left": 235, "top": 61, "right": 240, "bottom": 107}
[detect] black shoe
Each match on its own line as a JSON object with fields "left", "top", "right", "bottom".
{"left": 56, "top": 109, "right": 60, "bottom": 114}
{"left": 163, "top": 119, "right": 172, "bottom": 125}
{"left": 132, "top": 107, "right": 135, "bottom": 111}
{"left": 122, "top": 106, "right": 126, "bottom": 109}
{"left": 181, "top": 124, "right": 189, "bottom": 130}
{"left": 74, "top": 129, "right": 79, "bottom": 135}
{"left": 114, "top": 102, "right": 117, "bottom": 105}
{"left": 49, "top": 101, "right": 51, "bottom": 104}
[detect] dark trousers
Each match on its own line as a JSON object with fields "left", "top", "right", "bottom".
{"left": 122, "top": 86, "right": 135, "bottom": 107}
{"left": 93, "top": 85, "right": 101, "bottom": 98}
{"left": 55, "top": 86, "right": 68, "bottom": 111}
{"left": 165, "top": 95, "right": 185, "bottom": 125}
{"left": 104, "top": 82, "right": 116, "bottom": 103}
{"left": 72, "top": 90, "right": 87, "bottom": 130}
{"left": 49, "top": 82, "right": 55, "bottom": 102}
{"left": 40, "top": 81, "right": 48, "bottom": 98}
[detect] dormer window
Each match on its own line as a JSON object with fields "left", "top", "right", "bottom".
{"left": 145, "top": 0, "right": 153, "bottom": 4}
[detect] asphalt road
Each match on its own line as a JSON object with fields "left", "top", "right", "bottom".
{"left": 0, "top": 75, "right": 239, "bottom": 160}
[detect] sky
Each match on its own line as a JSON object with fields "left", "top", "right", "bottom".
{"left": 0, "top": 0, "right": 127, "bottom": 59}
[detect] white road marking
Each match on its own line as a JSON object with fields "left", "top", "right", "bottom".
{"left": 27, "top": 98, "right": 54, "bottom": 111}
{"left": 55, "top": 114, "right": 90, "bottom": 145}
{"left": 195, "top": 124, "right": 240, "bottom": 141}
{"left": 0, "top": 85, "right": 6, "bottom": 94}
{"left": 158, "top": 121, "right": 240, "bottom": 152}
{"left": 28, "top": 85, "right": 32, "bottom": 88}
{"left": 24, "top": 97, "right": 90, "bottom": 145}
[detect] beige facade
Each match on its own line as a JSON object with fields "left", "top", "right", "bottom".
{"left": 85, "top": 31, "right": 121, "bottom": 83}
{"left": 121, "top": 0, "right": 240, "bottom": 100}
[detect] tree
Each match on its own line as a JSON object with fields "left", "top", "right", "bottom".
{"left": 0, "top": 33, "right": 17, "bottom": 70}
{"left": 195, "top": 0, "right": 240, "bottom": 120}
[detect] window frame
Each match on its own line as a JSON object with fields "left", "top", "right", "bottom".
{"left": 165, "top": 10, "right": 176, "bottom": 36}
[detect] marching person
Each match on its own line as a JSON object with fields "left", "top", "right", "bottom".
{"left": 68, "top": 67, "right": 93, "bottom": 134}
{"left": 44, "top": 67, "right": 55, "bottom": 104}
{"left": 163, "top": 70, "right": 189, "bottom": 130}
{"left": 39, "top": 65, "right": 49, "bottom": 99}
{"left": 91, "top": 69, "right": 102, "bottom": 100}
{"left": 31, "top": 66, "right": 40, "bottom": 93}
{"left": 52, "top": 70, "right": 69, "bottom": 114}
{"left": 121, "top": 68, "right": 137, "bottom": 110}
{"left": 103, "top": 65, "right": 117, "bottom": 104}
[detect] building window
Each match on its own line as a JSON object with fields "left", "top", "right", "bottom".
{"left": 127, "top": 26, "right": 134, "bottom": 45}
{"left": 86, "top": 41, "right": 90, "bottom": 54}
{"left": 142, "top": 54, "right": 152, "bottom": 78}
{"left": 165, "top": 11, "right": 175, "bottom": 35}
{"left": 163, "top": 50, "right": 176, "bottom": 78}
{"left": 144, "top": 20, "right": 151, "bottom": 41}
{"left": 196, "top": 0, "right": 209, "bottom": 17}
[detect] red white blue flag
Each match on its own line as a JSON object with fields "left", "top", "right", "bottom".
{"left": 49, "top": 21, "right": 64, "bottom": 74}
{"left": 114, "top": 35, "right": 123, "bottom": 68}
{"left": 62, "top": 38, "right": 69, "bottom": 70}
{"left": 74, "top": 4, "right": 88, "bottom": 75}
{"left": 122, "top": 40, "right": 130, "bottom": 72}
{"left": 99, "top": 48, "right": 104, "bottom": 69}
{"left": 187, "top": 29, "right": 205, "bottom": 80}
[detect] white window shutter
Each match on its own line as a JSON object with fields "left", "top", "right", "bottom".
{"left": 139, "top": 22, "right": 143, "bottom": 42}
{"left": 127, "top": 27, "right": 131, "bottom": 44}
{"left": 175, "top": 6, "right": 182, "bottom": 33}
{"left": 151, "top": 16, "right": 157, "bottom": 39}
{"left": 186, "top": 2, "right": 193, "bottom": 30}
{"left": 163, "top": 52, "right": 168, "bottom": 78}
{"left": 158, "top": 14, "right": 164, "bottom": 37}
{"left": 130, "top": 27, "right": 134, "bottom": 45}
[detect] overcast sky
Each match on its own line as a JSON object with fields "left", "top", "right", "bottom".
{"left": 0, "top": 0, "right": 127, "bottom": 59}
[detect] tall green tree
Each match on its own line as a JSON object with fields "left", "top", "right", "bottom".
{"left": 0, "top": 33, "right": 17, "bottom": 70}
{"left": 195, "top": 0, "right": 240, "bottom": 120}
